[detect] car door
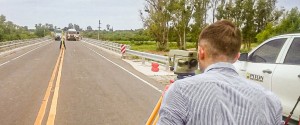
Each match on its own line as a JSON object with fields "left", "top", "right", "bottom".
{"left": 241, "top": 38, "right": 288, "bottom": 89}
{"left": 272, "top": 37, "right": 300, "bottom": 119}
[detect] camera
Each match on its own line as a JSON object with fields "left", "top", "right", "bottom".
{"left": 168, "top": 50, "right": 198, "bottom": 78}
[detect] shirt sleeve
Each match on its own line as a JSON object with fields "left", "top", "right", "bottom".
{"left": 157, "top": 82, "right": 188, "bottom": 125}
{"left": 266, "top": 92, "right": 284, "bottom": 125}
{"left": 274, "top": 98, "right": 284, "bottom": 125}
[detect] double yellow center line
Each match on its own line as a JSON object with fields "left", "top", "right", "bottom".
{"left": 34, "top": 48, "right": 65, "bottom": 125}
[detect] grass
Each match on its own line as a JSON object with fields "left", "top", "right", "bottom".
{"left": 114, "top": 40, "right": 260, "bottom": 55}
{"left": 114, "top": 41, "right": 197, "bottom": 55}
{"left": 240, "top": 42, "right": 261, "bottom": 53}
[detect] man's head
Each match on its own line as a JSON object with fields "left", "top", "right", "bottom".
{"left": 198, "top": 20, "right": 242, "bottom": 70}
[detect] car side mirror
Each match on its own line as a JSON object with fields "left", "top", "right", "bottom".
{"left": 239, "top": 53, "right": 248, "bottom": 61}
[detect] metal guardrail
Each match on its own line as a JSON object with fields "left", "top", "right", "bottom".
{"left": 0, "top": 38, "right": 49, "bottom": 53}
{"left": 84, "top": 38, "right": 124, "bottom": 53}
{"left": 83, "top": 38, "right": 170, "bottom": 70}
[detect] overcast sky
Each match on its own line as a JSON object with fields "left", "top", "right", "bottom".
{"left": 0, "top": 0, "right": 299, "bottom": 30}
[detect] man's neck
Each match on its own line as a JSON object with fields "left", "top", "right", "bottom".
{"left": 202, "top": 56, "right": 232, "bottom": 71}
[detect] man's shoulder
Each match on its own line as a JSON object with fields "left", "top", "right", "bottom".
{"left": 238, "top": 77, "right": 282, "bottom": 105}
{"left": 174, "top": 72, "right": 279, "bottom": 98}
{"left": 173, "top": 72, "right": 219, "bottom": 89}
{"left": 178, "top": 71, "right": 224, "bottom": 82}
{"left": 260, "top": 87, "right": 282, "bottom": 105}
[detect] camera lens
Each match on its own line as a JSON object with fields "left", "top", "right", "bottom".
{"left": 189, "top": 59, "right": 198, "bottom": 68}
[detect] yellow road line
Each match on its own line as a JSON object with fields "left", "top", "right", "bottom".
{"left": 34, "top": 49, "right": 63, "bottom": 125}
{"left": 46, "top": 49, "right": 65, "bottom": 125}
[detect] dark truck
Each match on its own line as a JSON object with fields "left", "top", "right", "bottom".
{"left": 54, "top": 30, "right": 62, "bottom": 41}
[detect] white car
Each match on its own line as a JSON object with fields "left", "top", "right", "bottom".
{"left": 234, "top": 33, "right": 300, "bottom": 121}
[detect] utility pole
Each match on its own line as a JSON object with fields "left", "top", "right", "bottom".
{"left": 98, "top": 20, "right": 101, "bottom": 40}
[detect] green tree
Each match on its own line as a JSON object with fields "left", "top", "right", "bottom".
{"left": 35, "top": 23, "right": 51, "bottom": 37}
{"left": 106, "top": 24, "right": 111, "bottom": 31}
{"left": 216, "top": 0, "right": 280, "bottom": 50}
{"left": 241, "top": 0, "right": 256, "bottom": 50}
{"left": 275, "top": 7, "right": 300, "bottom": 34}
{"left": 256, "top": 7, "right": 300, "bottom": 43}
{"left": 0, "top": 14, "right": 37, "bottom": 42}
{"left": 0, "top": 15, "right": 6, "bottom": 41}
{"left": 87, "top": 26, "right": 93, "bottom": 31}
{"left": 140, "top": 0, "right": 171, "bottom": 51}
{"left": 168, "top": 0, "right": 194, "bottom": 50}
{"left": 68, "top": 23, "right": 74, "bottom": 29}
{"left": 255, "top": 0, "right": 277, "bottom": 33}
{"left": 256, "top": 23, "right": 275, "bottom": 43}
{"left": 74, "top": 24, "right": 81, "bottom": 31}
{"left": 48, "top": 24, "right": 54, "bottom": 31}
{"left": 35, "top": 23, "right": 44, "bottom": 37}
{"left": 190, "top": 0, "right": 210, "bottom": 48}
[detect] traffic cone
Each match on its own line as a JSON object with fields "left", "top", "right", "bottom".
{"left": 151, "top": 62, "right": 159, "bottom": 72}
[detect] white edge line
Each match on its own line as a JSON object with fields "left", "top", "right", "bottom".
{"left": 0, "top": 61, "right": 10, "bottom": 67}
{"left": 83, "top": 42, "right": 162, "bottom": 93}
{"left": 0, "top": 40, "right": 52, "bottom": 67}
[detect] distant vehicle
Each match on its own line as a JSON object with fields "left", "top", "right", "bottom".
{"left": 234, "top": 33, "right": 300, "bottom": 121}
{"left": 66, "top": 29, "right": 81, "bottom": 41}
{"left": 54, "top": 30, "right": 62, "bottom": 41}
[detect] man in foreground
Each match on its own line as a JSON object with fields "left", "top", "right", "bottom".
{"left": 157, "top": 20, "right": 283, "bottom": 125}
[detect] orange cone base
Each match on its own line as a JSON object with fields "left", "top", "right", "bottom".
{"left": 151, "top": 67, "right": 159, "bottom": 72}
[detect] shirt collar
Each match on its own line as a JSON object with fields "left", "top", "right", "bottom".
{"left": 204, "top": 62, "right": 238, "bottom": 74}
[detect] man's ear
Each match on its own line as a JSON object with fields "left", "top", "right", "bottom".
{"left": 233, "top": 53, "right": 240, "bottom": 62}
{"left": 198, "top": 46, "right": 205, "bottom": 60}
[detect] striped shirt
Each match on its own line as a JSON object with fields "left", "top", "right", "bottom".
{"left": 158, "top": 62, "right": 283, "bottom": 125}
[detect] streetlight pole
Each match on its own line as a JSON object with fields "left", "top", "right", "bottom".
{"left": 98, "top": 20, "right": 101, "bottom": 40}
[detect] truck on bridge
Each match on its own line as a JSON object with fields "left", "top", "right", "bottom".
{"left": 66, "top": 29, "right": 81, "bottom": 41}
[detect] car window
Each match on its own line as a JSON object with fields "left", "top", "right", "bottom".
{"left": 284, "top": 37, "right": 300, "bottom": 65}
{"left": 249, "top": 38, "right": 286, "bottom": 63}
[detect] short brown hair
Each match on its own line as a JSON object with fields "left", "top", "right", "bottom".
{"left": 199, "top": 20, "right": 242, "bottom": 60}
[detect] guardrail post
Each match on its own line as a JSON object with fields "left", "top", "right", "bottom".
{"left": 109, "top": 42, "right": 111, "bottom": 51}
{"left": 165, "top": 61, "right": 169, "bottom": 71}
{"left": 14, "top": 42, "right": 17, "bottom": 50}
{"left": 142, "top": 57, "right": 145, "bottom": 65}
{"left": 10, "top": 41, "right": 13, "bottom": 50}
{"left": 114, "top": 43, "right": 117, "bottom": 52}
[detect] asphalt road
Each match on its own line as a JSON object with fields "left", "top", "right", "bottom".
{"left": 0, "top": 39, "right": 164, "bottom": 125}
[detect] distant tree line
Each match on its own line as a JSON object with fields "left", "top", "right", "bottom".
{"left": 0, "top": 14, "right": 66, "bottom": 41}
{"left": 34, "top": 23, "right": 55, "bottom": 37}
{"left": 34, "top": 23, "right": 84, "bottom": 38}
{"left": 140, "top": 0, "right": 300, "bottom": 51}
{"left": 0, "top": 15, "right": 37, "bottom": 42}
{"left": 61, "top": 23, "right": 83, "bottom": 31}
{"left": 82, "top": 29, "right": 152, "bottom": 42}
